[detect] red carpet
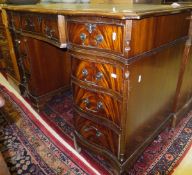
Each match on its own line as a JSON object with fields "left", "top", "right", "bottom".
{"left": 0, "top": 83, "right": 192, "bottom": 174}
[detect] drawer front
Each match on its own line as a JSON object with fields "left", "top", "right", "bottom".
{"left": 72, "top": 57, "right": 123, "bottom": 94}
{"left": 68, "top": 22, "right": 123, "bottom": 54}
{"left": 41, "top": 15, "right": 60, "bottom": 41}
{"left": 8, "top": 11, "right": 63, "bottom": 46}
{"left": 8, "top": 11, "right": 66, "bottom": 48}
{"left": 21, "top": 13, "right": 59, "bottom": 41}
{"left": 73, "top": 84, "right": 122, "bottom": 126}
{"left": 74, "top": 113, "right": 119, "bottom": 157}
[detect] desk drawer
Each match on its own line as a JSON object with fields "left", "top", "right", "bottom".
{"left": 73, "top": 83, "right": 122, "bottom": 126}
{"left": 21, "top": 13, "right": 59, "bottom": 41}
{"left": 8, "top": 11, "right": 66, "bottom": 48}
{"left": 41, "top": 14, "right": 60, "bottom": 42}
{"left": 68, "top": 22, "right": 123, "bottom": 54}
{"left": 74, "top": 112, "right": 119, "bottom": 157}
{"left": 72, "top": 56, "right": 123, "bottom": 94}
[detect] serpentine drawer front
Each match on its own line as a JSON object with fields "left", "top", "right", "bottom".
{"left": 71, "top": 56, "right": 124, "bottom": 94}
{"left": 7, "top": 11, "right": 67, "bottom": 48}
{"left": 73, "top": 83, "right": 122, "bottom": 127}
{"left": 74, "top": 112, "right": 119, "bottom": 157}
{"left": 67, "top": 21, "right": 124, "bottom": 55}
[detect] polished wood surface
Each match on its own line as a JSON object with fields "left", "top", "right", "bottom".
{"left": 177, "top": 49, "right": 192, "bottom": 110}
{"left": 74, "top": 112, "right": 119, "bottom": 157}
{"left": 128, "top": 12, "right": 190, "bottom": 57}
{"left": 71, "top": 56, "right": 124, "bottom": 94}
{"left": 66, "top": 11, "right": 191, "bottom": 173}
{"left": 3, "top": 3, "right": 192, "bottom": 19}
{"left": 13, "top": 34, "right": 71, "bottom": 109}
{"left": 67, "top": 21, "right": 124, "bottom": 54}
{"left": 73, "top": 83, "right": 122, "bottom": 127}
{"left": 172, "top": 15, "right": 192, "bottom": 125}
{"left": 1, "top": 3, "right": 192, "bottom": 175}
{"left": 124, "top": 40, "right": 186, "bottom": 158}
{"left": 25, "top": 37, "right": 71, "bottom": 95}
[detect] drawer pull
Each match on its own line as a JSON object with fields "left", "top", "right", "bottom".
{"left": 25, "top": 18, "right": 34, "bottom": 30}
{"left": 84, "top": 126, "right": 103, "bottom": 137}
{"left": 82, "top": 98, "right": 90, "bottom": 107}
{"left": 44, "top": 26, "right": 54, "bottom": 38}
{"left": 82, "top": 68, "right": 88, "bottom": 78}
{"left": 44, "top": 26, "right": 55, "bottom": 38}
{"left": 95, "top": 72, "right": 103, "bottom": 81}
{"left": 97, "top": 101, "right": 103, "bottom": 110}
{"left": 80, "top": 33, "right": 86, "bottom": 42}
{"left": 86, "top": 23, "right": 96, "bottom": 34}
{"left": 95, "top": 34, "right": 104, "bottom": 44}
{"left": 82, "top": 98, "right": 103, "bottom": 113}
{"left": 49, "top": 29, "right": 55, "bottom": 38}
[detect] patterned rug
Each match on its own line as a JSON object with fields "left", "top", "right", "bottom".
{"left": 0, "top": 84, "right": 192, "bottom": 175}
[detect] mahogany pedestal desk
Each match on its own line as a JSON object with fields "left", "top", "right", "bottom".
{"left": 2, "top": 3, "right": 192, "bottom": 174}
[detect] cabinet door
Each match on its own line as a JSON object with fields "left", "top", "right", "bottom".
{"left": 20, "top": 36, "right": 71, "bottom": 97}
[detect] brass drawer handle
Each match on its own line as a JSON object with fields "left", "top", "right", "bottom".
{"left": 24, "top": 18, "right": 34, "bottom": 30}
{"left": 49, "top": 29, "right": 55, "bottom": 38}
{"left": 96, "top": 101, "right": 103, "bottom": 110}
{"left": 80, "top": 33, "right": 86, "bottom": 43}
{"left": 82, "top": 98, "right": 103, "bottom": 113}
{"left": 86, "top": 23, "right": 96, "bottom": 34}
{"left": 84, "top": 126, "right": 103, "bottom": 137}
{"left": 44, "top": 26, "right": 55, "bottom": 39}
{"left": 95, "top": 34, "right": 104, "bottom": 44}
{"left": 82, "top": 68, "right": 88, "bottom": 78}
{"left": 82, "top": 98, "right": 90, "bottom": 107}
{"left": 95, "top": 72, "right": 103, "bottom": 81}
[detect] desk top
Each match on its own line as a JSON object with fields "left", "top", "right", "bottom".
{"left": 1, "top": 3, "right": 192, "bottom": 19}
